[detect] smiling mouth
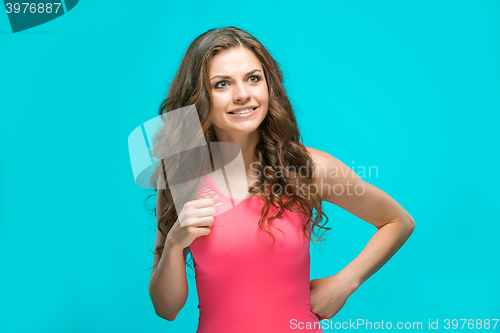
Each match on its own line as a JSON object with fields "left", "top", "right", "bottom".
{"left": 228, "top": 107, "right": 257, "bottom": 115}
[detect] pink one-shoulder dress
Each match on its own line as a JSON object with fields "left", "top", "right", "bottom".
{"left": 190, "top": 173, "right": 324, "bottom": 333}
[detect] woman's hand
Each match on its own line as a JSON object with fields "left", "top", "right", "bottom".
{"left": 310, "top": 273, "right": 359, "bottom": 321}
{"left": 165, "top": 194, "right": 220, "bottom": 250}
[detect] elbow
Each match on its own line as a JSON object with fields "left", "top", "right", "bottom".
{"left": 156, "top": 309, "right": 177, "bottom": 321}
{"left": 406, "top": 214, "right": 415, "bottom": 234}
{"left": 150, "top": 290, "right": 179, "bottom": 322}
{"left": 162, "top": 315, "right": 177, "bottom": 321}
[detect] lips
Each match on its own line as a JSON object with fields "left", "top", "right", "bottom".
{"left": 227, "top": 106, "right": 258, "bottom": 118}
{"left": 227, "top": 106, "right": 258, "bottom": 114}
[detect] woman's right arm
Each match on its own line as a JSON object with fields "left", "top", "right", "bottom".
{"left": 149, "top": 226, "right": 188, "bottom": 321}
{"left": 148, "top": 188, "right": 218, "bottom": 321}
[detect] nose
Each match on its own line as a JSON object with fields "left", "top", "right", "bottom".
{"left": 232, "top": 82, "right": 251, "bottom": 103}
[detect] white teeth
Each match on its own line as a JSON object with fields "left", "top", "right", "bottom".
{"left": 231, "top": 108, "right": 254, "bottom": 115}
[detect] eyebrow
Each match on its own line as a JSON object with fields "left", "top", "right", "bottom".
{"left": 210, "top": 69, "right": 262, "bottom": 81}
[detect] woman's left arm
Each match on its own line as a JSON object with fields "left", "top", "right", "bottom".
{"left": 306, "top": 147, "right": 415, "bottom": 320}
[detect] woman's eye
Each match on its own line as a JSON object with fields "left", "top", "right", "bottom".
{"left": 248, "top": 75, "right": 261, "bottom": 83}
{"left": 214, "top": 81, "right": 229, "bottom": 89}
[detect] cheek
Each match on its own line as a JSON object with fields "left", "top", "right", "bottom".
{"left": 260, "top": 90, "right": 270, "bottom": 110}
{"left": 211, "top": 93, "right": 222, "bottom": 107}
{"left": 211, "top": 94, "right": 224, "bottom": 115}
{"left": 211, "top": 93, "right": 229, "bottom": 123}
{"left": 260, "top": 84, "right": 269, "bottom": 104}
{"left": 212, "top": 92, "right": 231, "bottom": 107}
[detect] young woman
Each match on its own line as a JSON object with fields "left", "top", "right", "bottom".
{"left": 148, "top": 27, "right": 415, "bottom": 332}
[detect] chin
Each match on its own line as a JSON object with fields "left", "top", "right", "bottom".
{"left": 228, "top": 124, "right": 261, "bottom": 134}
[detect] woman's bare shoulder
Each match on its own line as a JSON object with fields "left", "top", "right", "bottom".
{"left": 305, "top": 146, "right": 338, "bottom": 169}
{"left": 304, "top": 146, "right": 353, "bottom": 185}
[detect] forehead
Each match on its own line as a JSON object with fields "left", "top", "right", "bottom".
{"left": 209, "top": 47, "right": 263, "bottom": 75}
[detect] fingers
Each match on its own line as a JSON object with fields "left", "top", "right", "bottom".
{"left": 190, "top": 216, "right": 215, "bottom": 228}
{"left": 191, "top": 194, "right": 219, "bottom": 208}
{"left": 195, "top": 206, "right": 217, "bottom": 218}
{"left": 189, "top": 200, "right": 217, "bottom": 227}
{"left": 196, "top": 226, "right": 212, "bottom": 236}
{"left": 179, "top": 194, "right": 221, "bottom": 229}
{"left": 210, "top": 194, "right": 220, "bottom": 204}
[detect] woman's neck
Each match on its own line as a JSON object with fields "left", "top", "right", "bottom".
{"left": 212, "top": 127, "right": 260, "bottom": 183}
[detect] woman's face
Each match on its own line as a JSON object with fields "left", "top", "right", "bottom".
{"left": 209, "top": 46, "right": 269, "bottom": 138}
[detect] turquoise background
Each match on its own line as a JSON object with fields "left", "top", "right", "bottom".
{"left": 1, "top": 0, "right": 499, "bottom": 332}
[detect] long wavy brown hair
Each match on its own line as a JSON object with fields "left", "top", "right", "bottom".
{"left": 146, "top": 26, "right": 331, "bottom": 273}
